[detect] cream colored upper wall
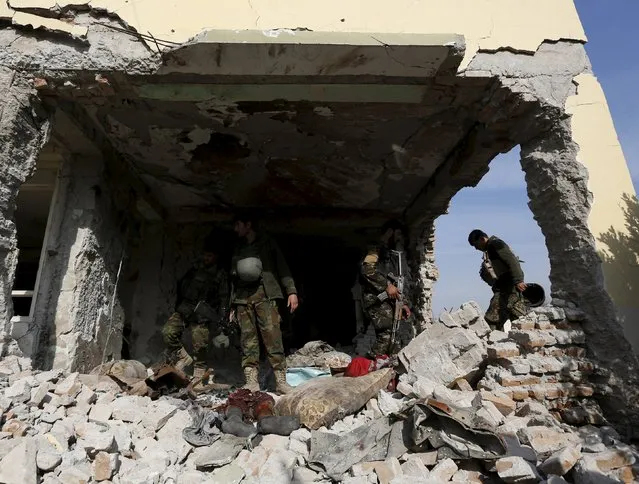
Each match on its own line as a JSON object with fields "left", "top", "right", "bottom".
{"left": 3, "top": 0, "right": 586, "bottom": 68}
{"left": 566, "top": 74, "right": 637, "bottom": 242}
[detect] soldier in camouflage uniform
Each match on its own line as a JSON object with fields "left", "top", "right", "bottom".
{"left": 468, "top": 229, "right": 528, "bottom": 329}
{"left": 360, "top": 220, "right": 411, "bottom": 357}
{"left": 162, "top": 237, "right": 229, "bottom": 384}
{"left": 230, "top": 213, "right": 298, "bottom": 395}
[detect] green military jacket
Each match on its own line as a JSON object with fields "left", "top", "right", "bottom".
{"left": 485, "top": 236, "right": 524, "bottom": 288}
{"left": 231, "top": 232, "right": 297, "bottom": 304}
{"left": 176, "top": 262, "right": 229, "bottom": 320}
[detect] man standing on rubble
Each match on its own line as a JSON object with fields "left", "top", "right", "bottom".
{"left": 162, "top": 234, "right": 229, "bottom": 386}
{"left": 359, "top": 220, "right": 412, "bottom": 357}
{"left": 230, "top": 213, "right": 298, "bottom": 395}
{"left": 468, "top": 229, "right": 527, "bottom": 329}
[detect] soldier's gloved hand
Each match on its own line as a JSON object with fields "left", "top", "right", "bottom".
{"left": 212, "top": 333, "right": 230, "bottom": 349}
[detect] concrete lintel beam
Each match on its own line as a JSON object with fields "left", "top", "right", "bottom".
{"left": 169, "top": 206, "right": 395, "bottom": 235}
{"left": 158, "top": 30, "right": 465, "bottom": 78}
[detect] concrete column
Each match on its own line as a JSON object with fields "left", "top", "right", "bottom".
{"left": 410, "top": 222, "right": 438, "bottom": 333}
{"left": 0, "top": 68, "right": 50, "bottom": 358}
{"left": 521, "top": 119, "right": 639, "bottom": 430}
{"left": 34, "top": 154, "right": 127, "bottom": 372}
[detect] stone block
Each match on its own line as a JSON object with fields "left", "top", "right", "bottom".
{"left": 0, "top": 438, "right": 37, "bottom": 484}
{"left": 489, "top": 330, "right": 509, "bottom": 343}
{"left": 498, "top": 372, "right": 542, "bottom": 387}
{"left": 58, "top": 465, "right": 94, "bottom": 484}
{"left": 288, "top": 436, "right": 309, "bottom": 460}
{"left": 399, "top": 324, "right": 486, "bottom": 387}
{"left": 141, "top": 400, "right": 177, "bottom": 431}
{"left": 496, "top": 456, "right": 541, "bottom": 483}
{"left": 208, "top": 463, "right": 246, "bottom": 484}
{"left": 501, "top": 432, "right": 537, "bottom": 462}
{"left": 366, "top": 458, "right": 402, "bottom": 484}
{"left": 2, "top": 418, "right": 29, "bottom": 437}
{"left": 590, "top": 448, "right": 636, "bottom": 472}
{"left": 111, "top": 395, "right": 150, "bottom": 423}
{"left": 54, "top": 373, "right": 82, "bottom": 397}
{"left": 257, "top": 448, "right": 298, "bottom": 484}
{"left": 539, "top": 445, "right": 581, "bottom": 476}
{"left": 30, "top": 382, "right": 52, "bottom": 408}
{"left": 477, "top": 400, "right": 505, "bottom": 427}
{"left": 480, "top": 390, "right": 516, "bottom": 416}
{"left": 6, "top": 378, "right": 33, "bottom": 404}
{"left": 451, "top": 469, "right": 484, "bottom": 482}
{"left": 400, "top": 456, "right": 429, "bottom": 478}
{"left": 517, "top": 427, "right": 575, "bottom": 458}
{"left": 413, "top": 378, "right": 436, "bottom": 399}
{"left": 92, "top": 451, "right": 119, "bottom": 481}
{"left": 404, "top": 451, "right": 438, "bottom": 467}
{"left": 533, "top": 307, "right": 565, "bottom": 321}
{"left": 469, "top": 316, "right": 491, "bottom": 338}
{"left": 76, "top": 427, "right": 117, "bottom": 455}
{"left": 488, "top": 342, "right": 520, "bottom": 359}
{"left": 498, "top": 416, "right": 532, "bottom": 435}
{"left": 439, "top": 311, "right": 460, "bottom": 328}
{"left": 88, "top": 403, "right": 113, "bottom": 423}
{"left": 516, "top": 401, "right": 550, "bottom": 417}
{"left": 36, "top": 450, "right": 62, "bottom": 472}
{"left": 430, "top": 458, "right": 458, "bottom": 481}
{"left": 549, "top": 328, "right": 585, "bottom": 345}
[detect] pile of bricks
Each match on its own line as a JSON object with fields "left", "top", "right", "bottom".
{"left": 478, "top": 305, "right": 606, "bottom": 426}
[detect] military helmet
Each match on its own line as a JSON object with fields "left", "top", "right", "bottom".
{"left": 236, "top": 257, "right": 263, "bottom": 282}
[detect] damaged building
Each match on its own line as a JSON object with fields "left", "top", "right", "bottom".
{"left": 1, "top": 0, "right": 639, "bottom": 436}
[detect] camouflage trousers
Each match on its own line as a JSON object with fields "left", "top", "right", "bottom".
{"left": 363, "top": 293, "right": 401, "bottom": 357}
{"left": 235, "top": 288, "right": 286, "bottom": 371}
{"left": 162, "top": 311, "right": 209, "bottom": 367}
{"left": 485, "top": 286, "right": 528, "bottom": 328}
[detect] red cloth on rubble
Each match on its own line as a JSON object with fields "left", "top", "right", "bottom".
{"left": 344, "top": 357, "right": 375, "bottom": 377}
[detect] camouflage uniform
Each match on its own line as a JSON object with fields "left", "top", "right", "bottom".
{"left": 359, "top": 243, "right": 408, "bottom": 357}
{"left": 482, "top": 236, "right": 527, "bottom": 328}
{"left": 231, "top": 233, "right": 297, "bottom": 371}
{"left": 162, "top": 262, "right": 229, "bottom": 367}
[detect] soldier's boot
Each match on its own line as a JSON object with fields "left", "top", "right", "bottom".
{"left": 274, "top": 369, "right": 293, "bottom": 395}
{"left": 242, "top": 366, "right": 260, "bottom": 392}
{"left": 174, "top": 347, "right": 194, "bottom": 373}
{"left": 191, "top": 365, "right": 211, "bottom": 392}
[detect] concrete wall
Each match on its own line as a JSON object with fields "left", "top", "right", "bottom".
{"left": 32, "top": 154, "right": 128, "bottom": 372}
{"left": 565, "top": 74, "right": 639, "bottom": 353}
{"left": 0, "top": 0, "right": 585, "bottom": 70}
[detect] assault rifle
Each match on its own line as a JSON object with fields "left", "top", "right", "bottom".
{"left": 376, "top": 250, "right": 405, "bottom": 346}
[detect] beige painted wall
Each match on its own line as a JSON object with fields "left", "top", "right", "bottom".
{"left": 6, "top": 0, "right": 585, "bottom": 68}
{"left": 566, "top": 75, "right": 639, "bottom": 353}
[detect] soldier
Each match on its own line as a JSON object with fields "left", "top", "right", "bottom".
{"left": 360, "top": 220, "right": 411, "bottom": 357}
{"left": 162, "top": 235, "right": 229, "bottom": 386}
{"left": 230, "top": 213, "right": 298, "bottom": 395}
{"left": 468, "top": 229, "right": 528, "bottom": 329}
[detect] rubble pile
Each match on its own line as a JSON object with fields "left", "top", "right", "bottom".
{"left": 0, "top": 301, "right": 636, "bottom": 483}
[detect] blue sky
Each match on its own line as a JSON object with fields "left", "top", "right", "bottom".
{"left": 432, "top": 1, "right": 639, "bottom": 315}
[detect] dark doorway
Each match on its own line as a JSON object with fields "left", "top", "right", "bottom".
{"left": 274, "top": 233, "right": 362, "bottom": 350}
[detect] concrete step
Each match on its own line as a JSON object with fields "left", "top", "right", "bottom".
{"left": 497, "top": 355, "right": 595, "bottom": 375}
{"left": 509, "top": 328, "right": 586, "bottom": 348}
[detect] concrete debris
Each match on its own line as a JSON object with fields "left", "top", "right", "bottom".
{"left": 0, "top": 302, "right": 632, "bottom": 484}
{"left": 496, "top": 456, "right": 542, "bottom": 483}
{"left": 539, "top": 444, "right": 582, "bottom": 476}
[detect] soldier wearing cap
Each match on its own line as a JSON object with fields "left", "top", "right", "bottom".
{"left": 468, "top": 229, "right": 527, "bottom": 329}
{"left": 162, "top": 235, "right": 229, "bottom": 386}
{"left": 230, "top": 213, "right": 298, "bottom": 395}
{"left": 359, "top": 220, "right": 412, "bottom": 357}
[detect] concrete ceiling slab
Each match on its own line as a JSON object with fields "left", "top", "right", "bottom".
{"left": 158, "top": 30, "right": 465, "bottom": 77}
